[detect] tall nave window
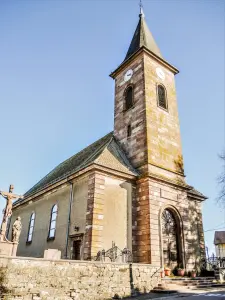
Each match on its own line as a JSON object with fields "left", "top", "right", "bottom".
{"left": 48, "top": 204, "right": 58, "bottom": 240}
{"left": 27, "top": 212, "right": 35, "bottom": 243}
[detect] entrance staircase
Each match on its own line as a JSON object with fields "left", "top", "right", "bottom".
{"left": 152, "top": 277, "right": 225, "bottom": 294}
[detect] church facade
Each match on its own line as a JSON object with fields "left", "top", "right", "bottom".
{"left": 10, "top": 9, "right": 206, "bottom": 271}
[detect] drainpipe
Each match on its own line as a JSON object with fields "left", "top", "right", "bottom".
{"left": 65, "top": 181, "right": 73, "bottom": 259}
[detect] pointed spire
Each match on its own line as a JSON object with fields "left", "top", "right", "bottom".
{"left": 124, "top": 4, "right": 162, "bottom": 61}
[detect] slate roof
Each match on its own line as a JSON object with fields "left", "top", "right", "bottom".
{"left": 22, "top": 132, "right": 138, "bottom": 200}
{"left": 124, "top": 8, "right": 162, "bottom": 61}
{"left": 188, "top": 187, "right": 207, "bottom": 199}
{"left": 214, "top": 231, "right": 225, "bottom": 245}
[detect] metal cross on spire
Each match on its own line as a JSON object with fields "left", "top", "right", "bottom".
{"left": 139, "top": 0, "right": 145, "bottom": 17}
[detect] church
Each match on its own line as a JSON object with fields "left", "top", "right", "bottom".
{"left": 10, "top": 7, "right": 207, "bottom": 271}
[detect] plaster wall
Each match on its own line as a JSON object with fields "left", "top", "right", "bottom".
{"left": 10, "top": 176, "right": 89, "bottom": 259}
{"left": 102, "top": 176, "right": 132, "bottom": 252}
{"left": 215, "top": 244, "right": 225, "bottom": 257}
{"left": 10, "top": 184, "right": 71, "bottom": 258}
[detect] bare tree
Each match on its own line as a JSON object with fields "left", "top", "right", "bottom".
{"left": 218, "top": 151, "right": 225, "bottom": 203}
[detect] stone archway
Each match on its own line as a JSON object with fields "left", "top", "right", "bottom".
{"left": 161, "top": 208, "right": 183, "bottom": 269}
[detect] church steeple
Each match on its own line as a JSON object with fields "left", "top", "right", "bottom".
{"left": 112, "top": 6, "right": 183, "bottom": 179}
{"left": 124, "top": 7, "right": 162, "bottom": 61}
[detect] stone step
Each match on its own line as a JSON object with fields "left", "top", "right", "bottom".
{"left": 162, "top": 277, "right": 215, "bottom": 281}
{"left": 162, "top": 279, "right": 214, "bottom": 283}
{"left": 168, "top": 281, "right": 213, "bottom": 284}
{"left": 151, "top": 288, "right": 177, "bottom": 294}
{"left": 162, "top": 279, "right": 214, "bottom": 282}
{"left": 156, "top": 283, "right": 225, "bottom": 292}
{"left": 161, "top": 283, "right": 212, "bottom": 289}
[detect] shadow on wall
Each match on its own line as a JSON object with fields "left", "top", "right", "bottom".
{"left": 112, "top": 264, "right": 146, "bottom": 299}
{"left": 182, "top": 202, "right": 205, "bottom": 273}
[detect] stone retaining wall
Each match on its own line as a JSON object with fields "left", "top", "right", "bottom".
{"left": 0, "top": 256, "right": 161, "bottom": 300}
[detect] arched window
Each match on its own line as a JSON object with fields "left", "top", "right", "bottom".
{"left": 27, "top": 212, "right": 35, "bottom": 243}
{"left": 48, "top": 204, "right": 58, "bottom": 239}
{"left": 157, "top": 85, "right": 167, "bottom": 110}
{"left": 124, "top": 86, "right": 134, "bottom": 110}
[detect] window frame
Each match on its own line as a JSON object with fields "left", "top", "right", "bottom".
{"left": 157, "top": 84, "right": 168, "bottom": 111}
{"left": 47, "top": 204, "right": 58, "bottom": 241}
{"left": 26, "top": 212, "right": 35, "bottom": 244}
{"left": 124, "top": 84, "right": 134, "bottom": 112}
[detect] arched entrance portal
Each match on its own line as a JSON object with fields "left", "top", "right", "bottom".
{"left": 161, "top": 209, "right": 182, "bottom": 268}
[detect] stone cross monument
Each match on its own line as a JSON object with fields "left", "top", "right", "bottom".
{"left": 0, "top": 185, "right": 23, "bottom": 242}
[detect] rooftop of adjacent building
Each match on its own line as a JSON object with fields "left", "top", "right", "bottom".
{"left": 214, "top": 231, "right": 225, "bottom": 245}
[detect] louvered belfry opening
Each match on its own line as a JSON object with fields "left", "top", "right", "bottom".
{"left": 158, "top": 84, "right": 167, "bottom": 110}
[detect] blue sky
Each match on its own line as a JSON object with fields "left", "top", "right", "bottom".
{"left": 0, "top": 0, "right": 224, "bottom": 254}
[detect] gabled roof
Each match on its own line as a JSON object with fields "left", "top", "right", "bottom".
{"left": 214, "top": 231, "right": 225, "bottom": 245}
{"left": 124, "top": 8, "right": 162, "bottom": 61}
{"left": 22, "top": 132, "right": 138, "bottom": 200}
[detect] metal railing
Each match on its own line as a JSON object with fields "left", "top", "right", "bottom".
{"left": 200, "top": 256, "right": 225, "bottom": 271}
{"left": 94, "top": 242, "right": 132, "bottom": 263}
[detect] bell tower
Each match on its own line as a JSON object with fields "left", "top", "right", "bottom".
{"left": 110, "top": 5, "right": 206, "bottom": 267}
{"left": 110, "top": 8, "right": 184, "bottom": 182}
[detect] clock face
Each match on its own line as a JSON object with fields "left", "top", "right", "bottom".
{"left": 124, "top": 69, "right": 133, "bottom": 82}
{"left": 156, "top": 67, "right": 165, "bottom": 80}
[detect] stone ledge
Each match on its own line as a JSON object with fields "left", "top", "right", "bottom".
{"left": 0, "top": 255, "right": 159, "bottom": 267}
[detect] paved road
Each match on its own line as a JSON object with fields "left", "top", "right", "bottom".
{"left": 175, "top": 291, "right": 225, "bottom": 299}
{"left": 124, "top": 290, "right": 225, "bottom": 300}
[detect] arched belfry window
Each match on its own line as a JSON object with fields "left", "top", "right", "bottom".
{"left": 124, "top": 86, "right": 134, "bottom": 111}
{"left": 157, "top": 84, "right": 167, "bottom": 110}
{"left": 27, "top": 212, "right": 35, "bottom": 243}
{"left": 48, "top": 204, "right": 58, "bottom": 240}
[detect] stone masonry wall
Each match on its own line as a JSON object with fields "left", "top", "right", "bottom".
{"left": 144, "top": 53, "right": 184, "bottom": 179}
{"left": 0, "top": 256, "right": 161, "bottom": 300}
{"left": 147, "top": 178, "right": 205, "bottom": 271}
{"left": 113, "top": 54, "right": 148, "bottom": 171}
{"left": 132, "top": 173, "right": 205, "bottom": 270}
